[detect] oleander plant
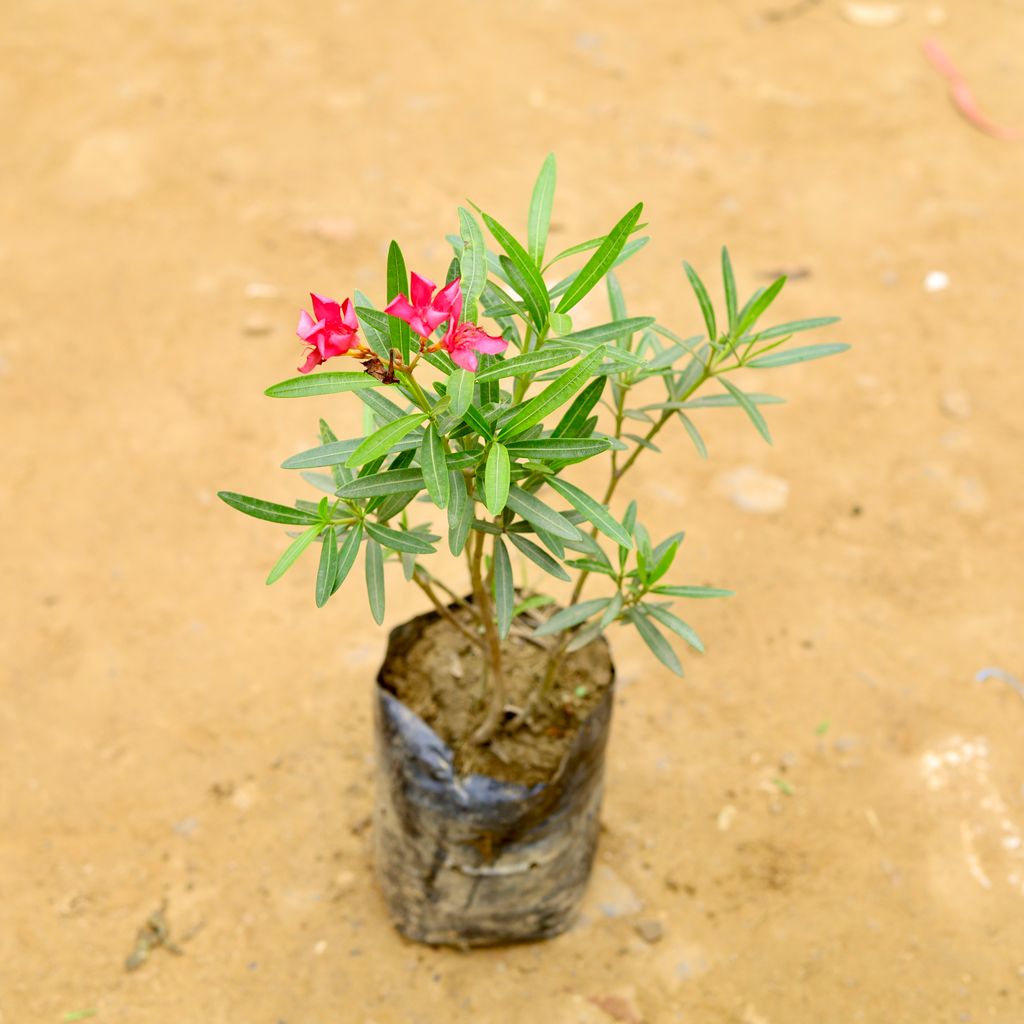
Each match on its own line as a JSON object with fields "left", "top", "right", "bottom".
{"left": 219, "top": 154, "right": 846, "bottom": 744}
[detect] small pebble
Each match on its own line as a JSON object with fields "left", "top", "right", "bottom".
{"left": 716, "top": 804, "right": 737, "bottom": 831}
{"left": 924, "top": 270, "right": 950, "bottom": 293}
{"left": 313, "top": 940, "right": 327, "bottom": 956}
{"left": 634, "top": 919, "right": 664, "bottom": 944}
{"left": 717, "top": 466, "right": 790, "bottom": 514}
{"left": 172, "top": 816, "right": 199, "bottom": 837}
{"left": 940, "top": 390, "right": 972, "bottom": 420}
{"left": 841, "top": 2, "right": 904, "bottom": 27}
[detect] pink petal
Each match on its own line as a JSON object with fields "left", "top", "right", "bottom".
{"left": 296, "top": 309, "right": 320, "bottom": 340}
{"left": 340, "top": 297, "right": 359, "bottom": 332}
{"left": 450, "top": 347, "right": 478, "bottom": 372}
{"left": 451, "top": 289, "right": 463, "bottom": 323}
{"left": 410, "top": 272, "right": 435, "bottom": 308}
{"left": 311, "top": 293, "right": 342, "bottom": 326}
{"left": 385, "top": 294, "right": 416, "bottom": 322}
{"left": 421, "top": 308, "right": 450, "bottom": 333}
{"left": 298, "top": 348, "right": 323, "bottom": 374}
{"left": 466, "top": 327, "right": 508, "bottom": 355}
{"left": 434, "top": 277, "right": 462, "bottom": 314}
{"left": 321, "top": 330, "right": 353, "bottom": 359}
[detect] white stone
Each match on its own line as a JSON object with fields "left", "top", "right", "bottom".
{"left": 717, "top": 466, "right": 790, "bottom": 514}
{"left": 924, "top": 270, "right": 950, "bottom": 293}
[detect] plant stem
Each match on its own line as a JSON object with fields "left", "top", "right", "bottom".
{"left": 412, "top": 570, "right": 485, "bottom": 651}
{"left": 468, "top": 528, "right": 506, "bottom": 744}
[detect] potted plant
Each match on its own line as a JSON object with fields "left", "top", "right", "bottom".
{"left": 219, "top": 155, "right": 846, "bottom": 947}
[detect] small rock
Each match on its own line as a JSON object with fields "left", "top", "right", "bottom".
{"left": 924, "top": 270, "right": 950, "bottom": 293}
{"left": 717, "top": 466, "right": 790, "bottom": 514}
{"left": 841, "top": 2, "right": 904, "bottom": 27}
{"left": 634, "top": 919, "right": 664, "bottom": 944}
{"left": 588, "top": 986, "right": 643, "bottom": 1024}
{"left": 243, "top": 316, "right": 273, "bottom": 336}
{"left": 172, "top": 816, "right": 199, "bottom": 837}
{"left": 586, "top": 865, "right": 644, "bottom": 918}
{"left": 716, "top": 804, "right": 737, "bottom": 831}
{"left": 313, "top": 940, "right": 327, "bottom": 956}
{"left": 940, "top": 390, "right": 972, "bottom": 420}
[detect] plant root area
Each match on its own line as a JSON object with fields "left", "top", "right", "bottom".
{"left": 3, "top": 2, "right": 1024, "bottom": 1022}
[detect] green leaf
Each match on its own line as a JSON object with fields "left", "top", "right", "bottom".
{"left": 513, "top": 593, "right": 556, "bottom": 617}
{"left": 357, "top": 387, "right": 409, "bottom": 424}
{"left": 645, "top": 603, "right": 704, "bottom": 652}
{"left": 533, "top": 598, "right": 610, "bottom": 637}
{"left": 506, "top": 531, "right": 571, "bottom": 581}
{"left": 332, "top": 523, "right": 363, "bottom": 594}
{"left": 364, "top": 520, "right": 437, "bottom": 554}
{"left": 335, "top": 468, "right": 425, "bottom": 498}
{"left": 553, "top": 377, "right": 605, "bottom": 438}
{"left": 474, "top": 347, "right": 577, "bottom": 382}
{"left": 627, "top": 607, "right": 682, "bottom": 675}
{"left": 683, "top": 261, "right": 717, "bottom": 341}
{"left": 721, "top": 246, "right": 738, "bottom": 334}
{"left": 504, "top": 437, "right": 610, "bottom": 461}
{"left": 460, "top": 402, "right": 494, "bottom": 440}
{"left": 527, "top": 153, "right": 557, "bottom": 266}
{"left": 364, "top": 540, "right": 385, "bottom": 624}
{"left": 315, "top": 527, "right": 340, "bottom": 607}
{"left": 447, "top": 368, "right": 474, "bottom": 417}
{"left": 458, "top": 207, "right": 487, "bottom": 322}
{"left": 754, "top": 316, "right": 841, "bottom": 342}
{"left": 319, "top": 419, "right": 350, "bottom": 488}
{"left": 480, "top": 210, "right": 550, "bottom": 329}
{"left": 555, "top": 203, "right": 643, "bottom": 314}
{"left": 677, "top": 412, "right": 709, "bottom": 459}
{"left": 354, "top": 301, "right": 392, "bottom": 360}
{"left": 546, "top": 477, "right": 632, "bottom": 548}
{"left": 493, "top": 536, "right": 514, "bottom": 640}
{"left": 542, "top": 221, "right": 649, "bottom": 270}
{"left": 218, "top": 491, "right": 320, "bottom": 526}
{"left": 484, "top": 443, "right": 511, "bottom": 516}
{"left": 746, "top": 343, "right": 851, "bottom": 368}
{"left": 549, "top": 311, "right": 572, "bottom": 336}
{"left": 264, "top": 372, "right": 381, "bottom": 399}
{"left": 448, "top": 469, "right": 472, "bottom": 555}
{"left": 599, "top": 592, "right": 624, "bottom": 629}
{"left": 346, "top": 413, "right": 425, "bottom": 468}
{"left": 607, "top": 270, "right": 626, "bottom": 321}
{"left": 501, "top": 347, "right": 606, "bottom": 439}
{"left": 506, "top": 484, "right": 582, "bottom": 541}
{"left": 668, "top": 393, "right": 785, "bottom": 410}
{"left": 386, "top": 240, "right": 412, "bottom": 363}
{"left": 266, "top": 525, "right": 320, "bottom": 585}
{"left": 652, "top": 584, "right": 733, "bottom": 599}
{"left": 718, "top": 377, "right": 772, "bottom": 444}
{"left": 735, "top": 275, "right": 786, "bottom": 338}
{"left": 560, "top": 317, "right": 654, "bottom": 348}
{"left": 499, "top": 255, "right": 548, "bottom": 331}
{"left": 420, "top": 424, "right": 450, "bottom": 509}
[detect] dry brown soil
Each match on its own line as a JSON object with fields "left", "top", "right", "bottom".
{"left": 3, "top": 1, "right": 1024, "bottom": 1021}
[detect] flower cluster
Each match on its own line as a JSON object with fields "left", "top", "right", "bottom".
{"left": 296, "top": 273, "right": 507, "bottom": 374}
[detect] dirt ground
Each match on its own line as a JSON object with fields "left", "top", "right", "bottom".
{"left": 3, "top": 0, "right": 1024, "bottom": 1021}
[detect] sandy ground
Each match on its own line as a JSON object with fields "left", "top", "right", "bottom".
{"left": 3, "top": 0, "right": 1024, "bottom": 1021}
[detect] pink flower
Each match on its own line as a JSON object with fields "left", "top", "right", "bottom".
{"left": 442, "top": 321, "right": 508, "bottom": 373}
{"left": 296, "top": 294, "right": 360, "bottom": 373}
{"left": 384, "top": 273, "right": 462, "bottom": 339}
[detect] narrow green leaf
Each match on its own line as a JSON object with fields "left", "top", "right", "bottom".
{"left": 718, "top": 377, "right": 772, "bottom": 444}
{"left": 458, "top": 207, "right": 487, "bottom": 322}
{"left": 670, "top": 393, "right": 785, "bottom": 410}
{"left": 266, "top": 525, "right": 320, "bottom": 585}
{"left": 332, "top": 523, "right": 363, "bottom": 594}
{"left": 484, "top": 443, "right": 511, "bottom": 516}
{"left": 652, "top": 584, "right": 733, "bottom": 598}
{"left": 218, "top": 492, "right": 320, "bottom": 526}
{"left": 386, "top": 240, "right": 412, "bottom": 363}
{"left": 507, "top": 531, "right": 571, "bottom": 581}
{"left": 504, "top": 437, "right": 610, "bottom": 461}
{"left": 264, "top": 373, "right": 382, "bottom": 399}
{"left": 677, "top": 412, "right": 709, "bottom": 459}
{"left": 721, "top": 246, "right": 738, "bottom": 333}
{"left": 754, "top": 316, "right": 841, "bottom": 342}
{"left": 493, "top": 537, "right": 514, "bottom": 640}
{"left": 527, "top": 153, "right": 557, "bottom": 266}
{"left": 364, "top": 520, "right": 437, "bottom": 554}
{"left": 447, "top": 368, "right": 474, "bottom": 417}
{"left": 346, "top": 413, "right": 425, "bottom": 468}
{"left": 546, "top": 477, "right": 632, "bottom": 548}
{"left": 473, "top": 347, "right": 577, "bottom": 383}
{"left": 746, "top": 343, "right": 851, "bottom": 368}
{"left": 501, "top": 347, "right": 606, "bottom": 439}
{"left": 315, "top": 527, "right": 339, "bottom": 607}
{"left": 481, "top": 210, "right": 550, "bottom": 329}
{"left": 460, "top": 402, "right": 494, "bottom": 440}
{"left": 627, "top": 607, "right": 683, "bottom": 675}
{"left": 555, "top": 202, "right": 643, "bottom": 314}
{"left": 506, "top": 484, "right": 582, "bottom": 541}
{"left": 335, "top": 468, "right": 425, "bottom": 498}
{"left": 599, "top": 592, "right": 624, "bottom": 629}
{"left": 645, "top": 603, "right": 704, "bottom": 652}
{"left": 319, "top": 419, "right": 350, "bottom": 488}
{"left": 448, "top": 469, "right": 472, "bottom": 555}
{"left": 542, "top": 221, "right": 649, "bottom": 270}
{"left": 560, "top": 317, "right": 655, "bottom": 347}
{"left": 533, "top": 598, "right": 610, "bottom": 637}
{"left": 500, "top": 254, "right": 548, "bottom": 331}
{"left": 354, "top": 301, "right": 393, "bottom": 360}
{"left": 683, "top": 261, "right": 717, "bottom": 340}
{"left": 420, "top": 425, "right": 450, "bottom": 509}
{"left": 735, "top": 276, "right": 786, "bottom": 338}
{"left": 365, "top": 540, "right": 385, "bottom": 624}
{"left": 357, "top": 387, "right": 409, "bottom": 424}
{"left": 607, "top": 270, "right": 626, "bottom": 321}
{"left": 553, "top": 377, "right": 605, "bottom": 438}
